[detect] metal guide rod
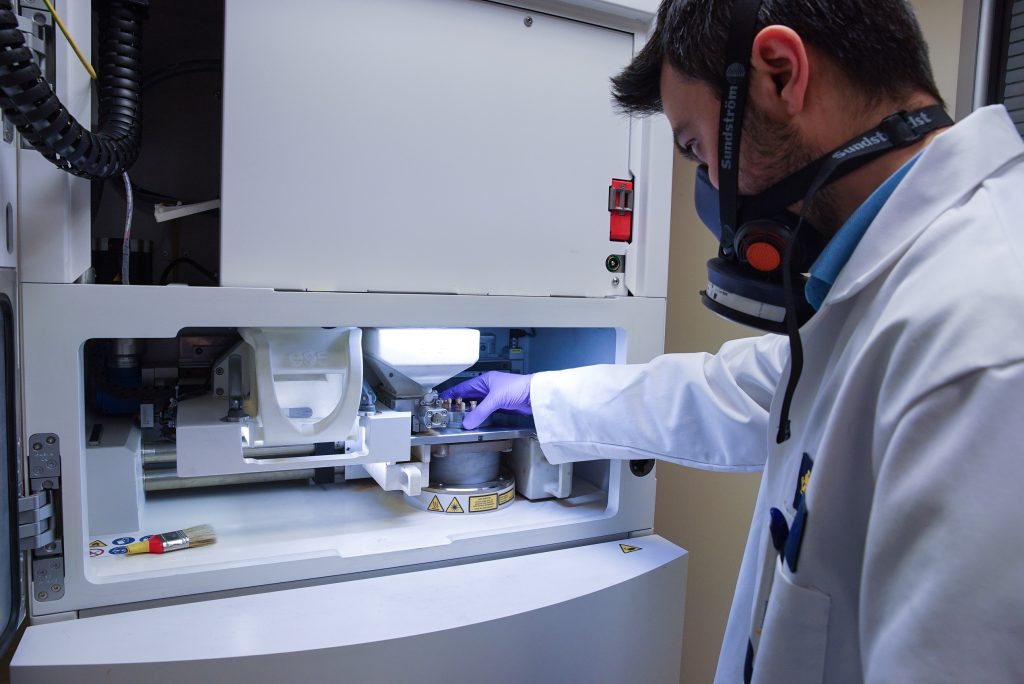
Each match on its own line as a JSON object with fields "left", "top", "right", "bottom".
{"left": 143, "top": 468, "right": 342, "bottom": 491}
{"left": 142, "top": 442, "right": 320, "bottom": 466}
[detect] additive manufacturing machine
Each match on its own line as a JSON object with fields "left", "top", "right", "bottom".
{"left": 0, "top": 1, "right": 687, "bottom": 681}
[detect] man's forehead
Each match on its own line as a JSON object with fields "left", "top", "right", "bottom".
{"left": 659, "top": 63, "right": 717, "bottom": 129}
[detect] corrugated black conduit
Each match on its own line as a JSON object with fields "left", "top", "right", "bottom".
{"left": 0, "top": 0, "right": 147, "bottom": 179}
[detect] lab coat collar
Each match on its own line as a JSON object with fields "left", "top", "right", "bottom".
{"left": 818, "top": 105, "right": 1024, "bottom": 310}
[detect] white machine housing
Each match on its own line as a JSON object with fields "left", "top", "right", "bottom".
{"left": 9, "top": 0, "right": 90, "bottom": 282}
{"left": 219, "top": 0, "right": 672, "bottom": 300}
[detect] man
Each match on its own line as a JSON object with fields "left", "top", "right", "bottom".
{"left": 444, "top": 1, "right": 1024, "bottom": 681}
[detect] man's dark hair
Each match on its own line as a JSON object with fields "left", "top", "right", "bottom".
{"left": 612, "top": 0, "right": 943, "bottom": 115}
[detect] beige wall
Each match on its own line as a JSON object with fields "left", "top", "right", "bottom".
{"left": 656, "top": 158, "right": 762, "bottom": 684}
{"left": 653, "top": 2, "right": 967, "bottom": 682}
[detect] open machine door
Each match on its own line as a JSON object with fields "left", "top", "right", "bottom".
{"left": 0, "top": 279, "right": 21, "bottom": 656}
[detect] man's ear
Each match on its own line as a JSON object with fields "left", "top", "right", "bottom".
{"left": 749, "top": 25, "right": 810, "bottom": 119}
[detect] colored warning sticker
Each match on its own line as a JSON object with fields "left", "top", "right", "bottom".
{"left": 88, "top": 540, "right": 107, "bottom": 548}
{"left": 109, "top": 546, "right": 128, "bottom": 555}
{"left": 469, "top": 493, "right": 498, "bottom": 512}
{"left": 619, "top": 544, "right": 642, "bottom": 554}
{"left": 89, "top": 548, "right": 104, "bottom": 557}
{"left": 498, "top": 489, "right": 514, "bottom": 506}
{"left": 427, "top": 495, "right": 444, "bottom": 513}
{"left": 445, "top": 497, "right": 465, "bottom": 514}
{"left": 112, "top": 537, "right": 135, "bottom": 546}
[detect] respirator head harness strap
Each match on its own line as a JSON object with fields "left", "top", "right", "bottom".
{"left": 698, "top": 0, "right": 953, "bottom": 442}
{"left": 715, "top": 0, "right": 763, "bottom": 255}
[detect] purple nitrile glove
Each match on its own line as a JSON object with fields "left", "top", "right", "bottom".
{"left": 440, "top": 371, "right": 533, "bottom": 430}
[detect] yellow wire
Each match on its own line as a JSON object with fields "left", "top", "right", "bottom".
{"left": 41, "top": 0, "right": 97, "bottom": 80}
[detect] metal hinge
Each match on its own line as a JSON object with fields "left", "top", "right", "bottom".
{"left": 20, "top": 432, "right": 60, "bottom": 548}
{"left": 1, "top": 5, "right": 48, "bottom": 144}
{"left": 14, "top": 2, "right": 53, "bottom": 78}
{"left": 12, "top": 2, "right": 55, "bottom": 150}
{"left": 13, "top": 11, "right": 48, "bottom": 60}
{"left": 27, "top": 432, "right": 60, "bottom": 492}
{"left": 31, "top": 543, "right": 64, "bottom": 602}
{"left": 22, "top": 433, "right": 64, "bottom": 602}
{"left": 19, "top": 433, "right": 61, "bottom": 550}
{"left": 18, "top": 490, "right": 55, "bottom": 551}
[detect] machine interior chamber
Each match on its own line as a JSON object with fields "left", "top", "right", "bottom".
{"left": 79, "top": 326, "right": 625, "bottom": 586}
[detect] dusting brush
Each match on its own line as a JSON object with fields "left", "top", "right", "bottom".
{"left": 125, "top": 524, "right": 216, "bottom": 555}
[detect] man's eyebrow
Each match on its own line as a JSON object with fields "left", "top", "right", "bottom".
{"left": 670, "top": 125, "right": 700, "bottom": 162}
{"left": 674, "top": 137, "right": 700, "bottom": 163}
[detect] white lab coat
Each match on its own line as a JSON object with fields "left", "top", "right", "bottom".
{"left": 531, "top": 105, "right": 1024, "bottom": 683}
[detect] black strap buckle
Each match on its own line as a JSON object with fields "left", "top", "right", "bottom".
{"left": 879, "top": 111, "right": 922, "bottom": 147}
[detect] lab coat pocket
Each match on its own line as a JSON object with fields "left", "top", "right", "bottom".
{"left": 752, "top": 563, "right": 832, "bottom": 684}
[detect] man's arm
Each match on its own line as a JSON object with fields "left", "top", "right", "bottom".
{"left": 530, "top": 334, "right": 788, "bottom": 471}
{"left": 861, "top": 361, "right": 1024, "bottom": 681}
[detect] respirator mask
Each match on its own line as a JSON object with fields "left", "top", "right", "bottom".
{"left": 696, "top": 107, "right": 951, "bottom": 334}
{"left": 703, "top": 0, "right": 953, "bottom": 440}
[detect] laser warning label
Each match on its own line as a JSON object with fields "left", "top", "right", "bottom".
{"left": 416, "top": 482, "right": 515, "bottom": 514}
{"left": 469, "top": 494, "right": 498, "bottom": 512}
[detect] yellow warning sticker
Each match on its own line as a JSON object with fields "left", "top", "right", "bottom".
{"left": 427, "top": 495, "right": 444, "bottom": 512}
{"left": 445, "top": 497, "right": 465, "bottom": 514}
{"left": 619, "top": 544, "right": 642, "bottom": 554}
{"left": 498, "top": 489, "right": 514, "bottom": 506}
{"left": 469, "top": 494, "right": 498, "bottom": 512}
{"left": 89, "top": 540, "right": 107, "bottom": 548}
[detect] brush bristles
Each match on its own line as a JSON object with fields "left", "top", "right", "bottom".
{"left": 184, "top": 524, "right": 216, "bottom": 548}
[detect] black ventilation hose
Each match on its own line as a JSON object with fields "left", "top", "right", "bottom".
{"left": 0, "top": 0, "right": 147, "bottom": 179}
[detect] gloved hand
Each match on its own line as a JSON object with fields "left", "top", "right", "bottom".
{"left": 440, "top": 371, "right": 533, "bottom": 430}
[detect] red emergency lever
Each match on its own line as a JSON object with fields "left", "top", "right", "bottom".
{"left": 608, "top": 179, "right": 634, "bottom": 242}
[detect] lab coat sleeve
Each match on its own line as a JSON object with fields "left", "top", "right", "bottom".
{"left": 530, "top": 334, "right": 788, "bottom": 472}
{"left": 861, "top": 361, "right": 1024, "bottom": 682}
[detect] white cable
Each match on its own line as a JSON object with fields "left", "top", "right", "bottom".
{"left": 121, "top": 171, "right": 133, "bottom": 285}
